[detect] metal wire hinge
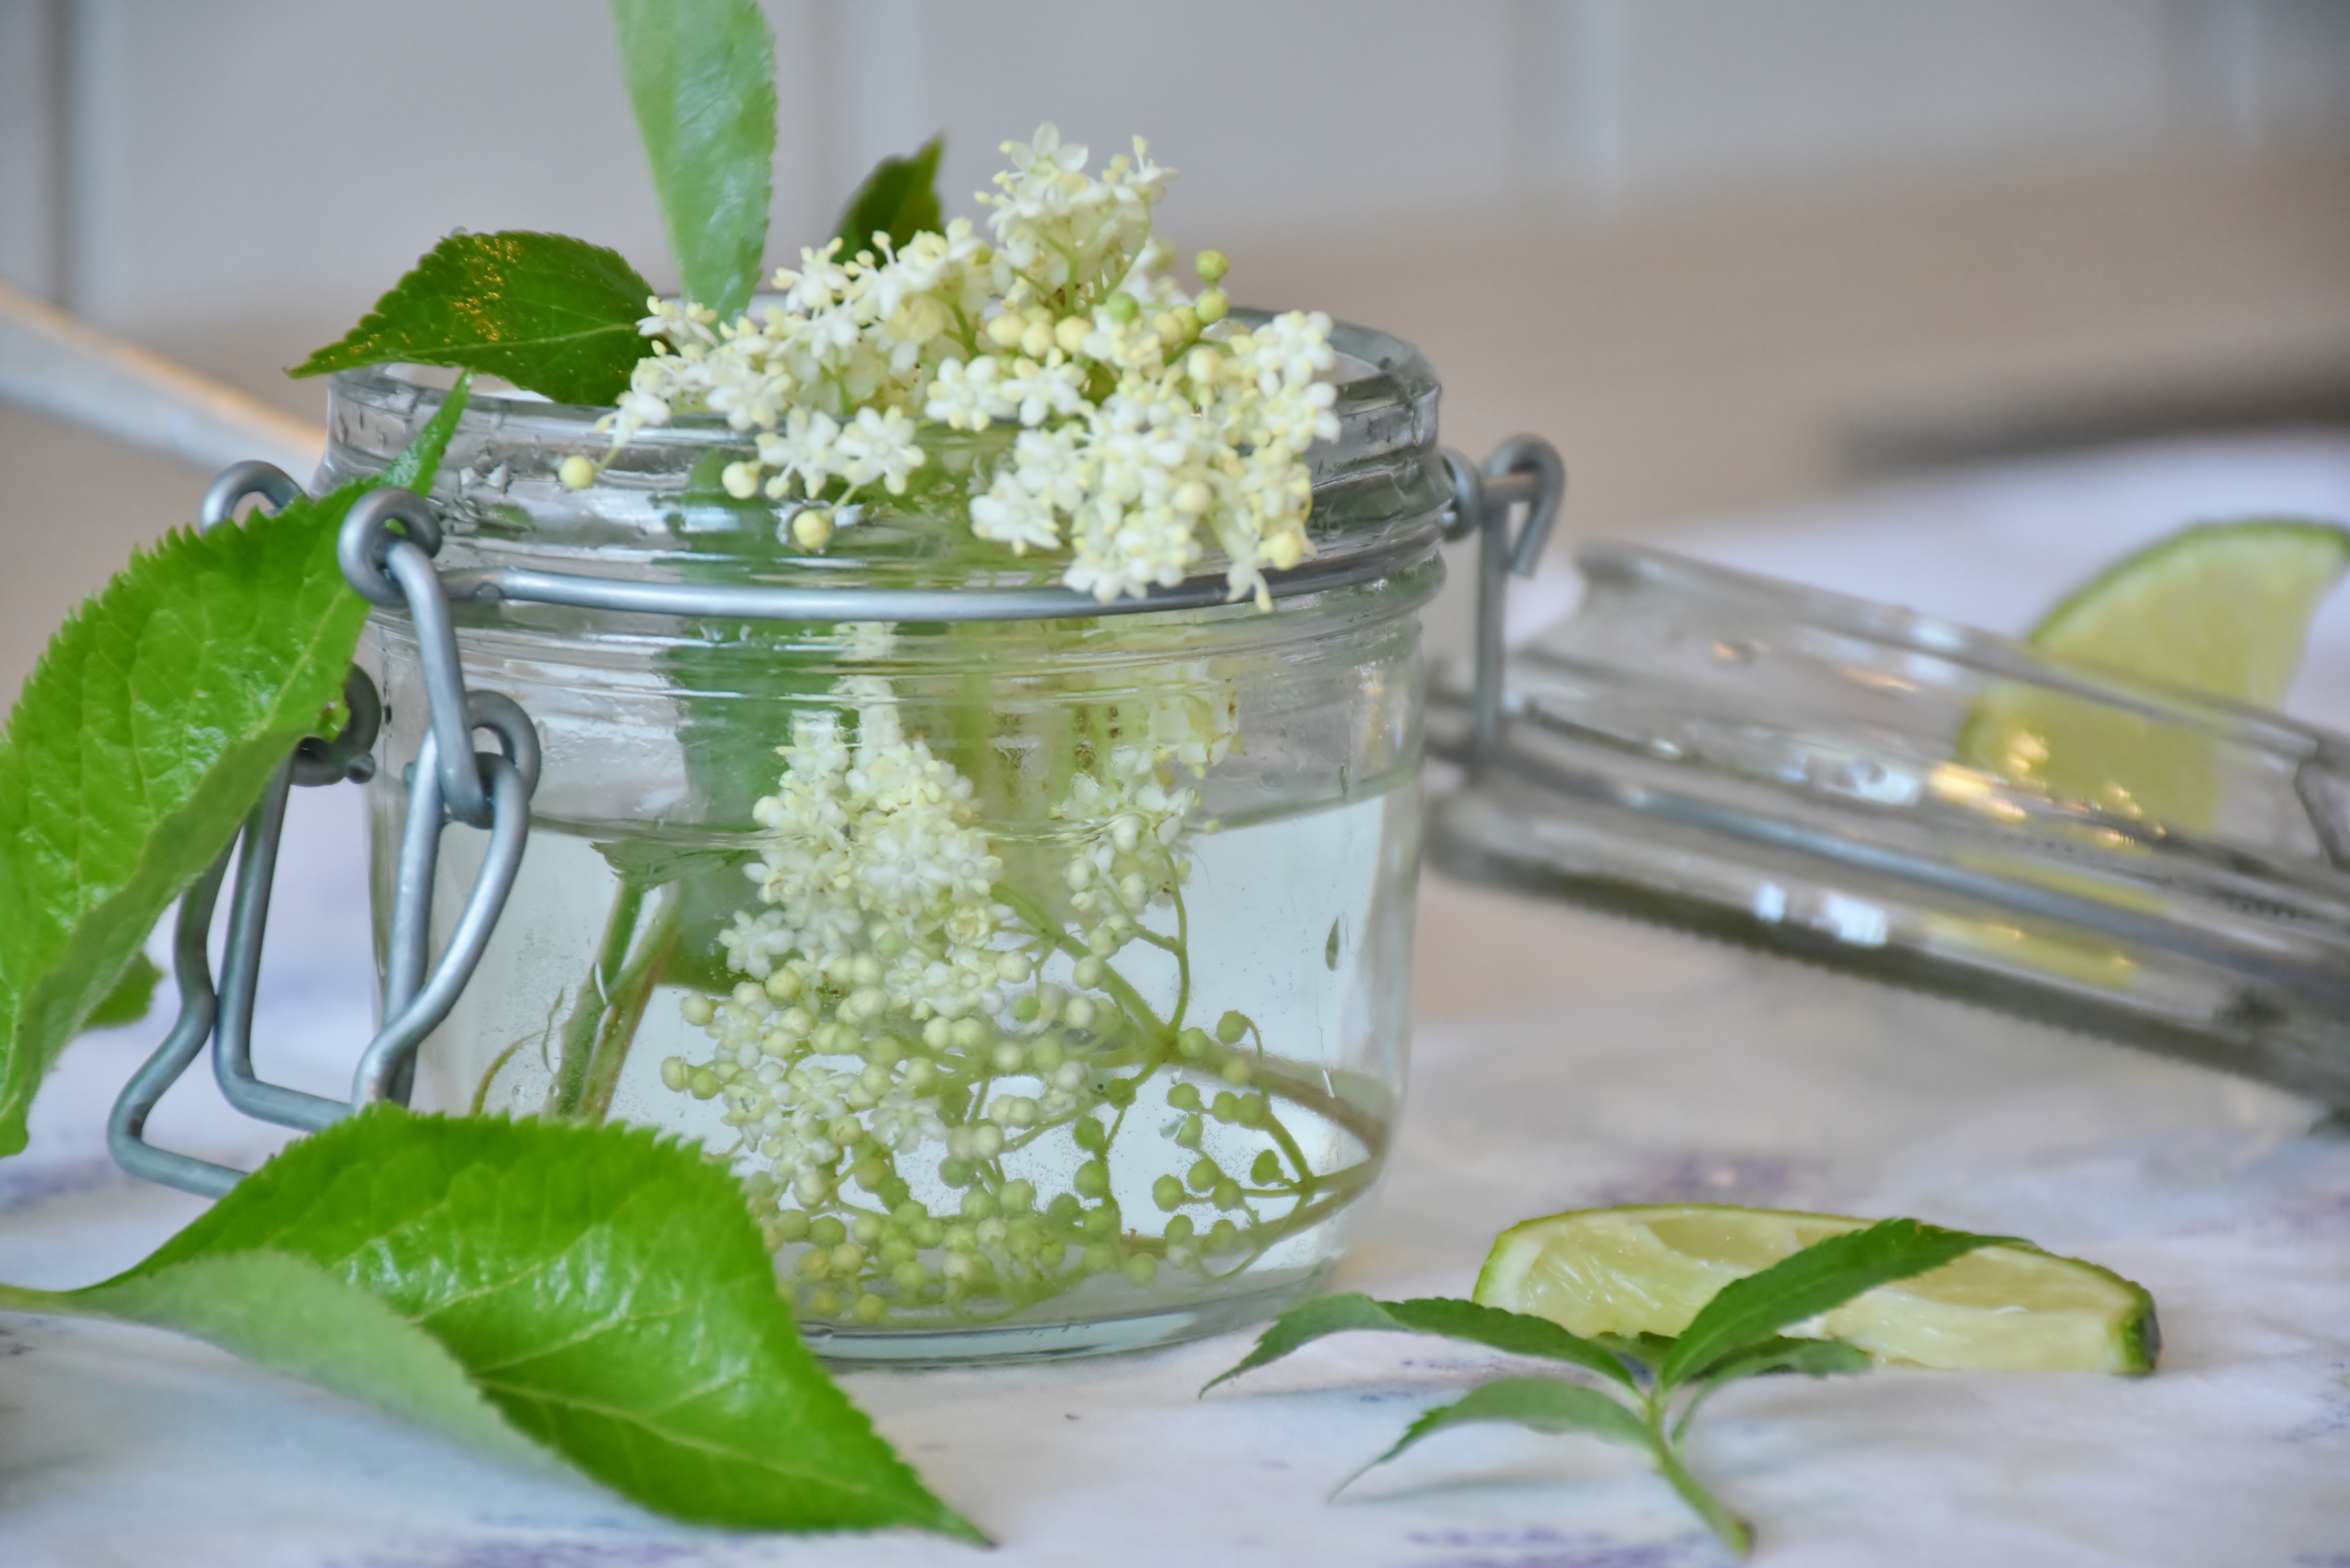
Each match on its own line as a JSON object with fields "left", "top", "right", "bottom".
{"left": 108, "top": 470, "right": 540, "bottom": 1196}
{"left": 1443, "top": 436, "right": 1568, "bottom": 762}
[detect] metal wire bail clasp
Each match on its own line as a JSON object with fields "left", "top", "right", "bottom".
{"left": 106, "top": 471, "right": 541, "bottom": 1197}
{"left": 1445, "top": 436, "right": 1566, "bottom": 763}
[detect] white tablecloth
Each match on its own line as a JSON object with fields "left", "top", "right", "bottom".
{"left": 9, "top": 433, "right": 2350, "bottom": 1566}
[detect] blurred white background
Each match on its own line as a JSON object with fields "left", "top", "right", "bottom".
{"left": 7, "top": 0, "right": 2350, "bottom": 686}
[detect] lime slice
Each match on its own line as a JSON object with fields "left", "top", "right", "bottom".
{"left": 1474, "top": 1203, "right": 2158, "bottom": 1374}
{"left": 1959, "top": 518, "right": 2350, "bottom": 830}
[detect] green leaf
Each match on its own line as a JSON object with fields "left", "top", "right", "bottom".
{"left": 9, "top": 1250, "right": 545, "bottom": 1468}
{"left": 1353, "top": 1376, "right": 1650, "bottom": 1487}
{"left": 79, "top": 950, "right": 160, "bottom": 1031}
{"left": 610, "top": 0, "right": 776, "bottom": 319}
{"left": 291, "top": 232, "right": 655, "bottom": 406}
{"left": 1595, "top": 1331, "right": 1675, "bottom": 1380}
{"left": 1698, "top": 1335, "right": 1873, "bottom": 1387}
{"left": 593, "top": 837, "right": 750, "bottom": 887}
{"left": 835, "top": 136, "right": 945, "bottom": 255}
{"left": 1203, "top": 1293, "right": 1636, "bottom": 1393}
{"left": 1659, "top": 1218, "right": 2009, "bottom": 1389}
{"left": 0, "top": 383, "right": 469, "bottom": 1158}
{"left": 0, "top": 1109, "right": 977, "bottom": 1538}
{"left": 1668, "top": 1335, "right": 1872, "bottom": 1445}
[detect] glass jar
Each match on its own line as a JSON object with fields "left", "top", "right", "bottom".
{"left": 1431, "top": 543, "right": 2350, "bottom": 1106}
{"left": 320, "top": 320, "right": 1447, "bottom": 1362}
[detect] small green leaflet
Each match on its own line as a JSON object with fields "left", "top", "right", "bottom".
{"left": 292, "top": 232, "right": 655, "bottom": 406}
{"left": 80, "top": 950, "right": 162, "bottom": 1031}
{"left": 0, "top": 382, "right": 469, "bottom": 1158}
{"left": 836, "top": 136, "right": 946, "bottom": 255}
{"left": 1667, "top": 1336, "right": 1871, "bottom": 1443}
{"left": 1203, "top": 1293, "right": 1635, "bottom": 1393}
{"left": 0, "top": 1109, "right": 977, "bottom": 1538}
{"left": 611, "top": 0, "right": 776, "bottom": 320}
{"left": 1362, "top": 1375, "right": 1649, "bottom": 1475}
{"left": 1657, "top": 1218, "right": 2008, "bottom": 1388}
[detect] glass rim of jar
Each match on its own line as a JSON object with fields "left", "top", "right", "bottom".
{"left": 321, "top": 313, "right": 1453, "bottom": 609}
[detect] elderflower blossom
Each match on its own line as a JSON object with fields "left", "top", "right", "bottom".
{"left": 726, "top": 690, "right": 1008, "bottom": 1018}
{"left": 594, "top": 124, "right": 1341, "bottom": 606}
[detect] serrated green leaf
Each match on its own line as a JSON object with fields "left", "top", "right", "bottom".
{"left": 1660, "top": 1219, "right": 2009, "bottom": 1389}
{"left": 292, "top": 232, "right": 654, "bottom": 406}
{"left": 5, "top": 1250, "right": 545, "bottom": 1468}
{"left": 1354, "top": 1376, "right": 1650, "bottom": 1485}
{"left": 835, "top": 136, "right": 945, "bottom": 256}
{"left": 1, "top": 1109, "right": 976, "bottom": 1538}
{"left": 611, "top": 0, "right": 775, "bottom": 319}
{"left": 1204, "top": 1293, "right": 1635, "bottom": 1393}
{"left": 0, "top": 383, "right": 469, "bottom": 1159}
{"left": 79, "top": 950, "right": 160, "bottom": 1032}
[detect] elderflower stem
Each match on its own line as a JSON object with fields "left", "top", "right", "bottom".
{"left": 546, "top": 878, "right": 650, "bottom": 1118}
{"left": 578, "top": 897, "right": 681, "bottom": 1122}
{"left": 1645, "top": 1387, "right": 1752, "bottom": 1556}
{"left": 994, "top": 883, "right": 1169, "bottom": 1042}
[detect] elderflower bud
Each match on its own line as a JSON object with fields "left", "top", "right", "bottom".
{"left": 1193, "top": 288, "right": 1229, "bottom": 325}
{"left": 1195, "top": 249, "right": 1229, "bottom": 285}
{"left": 793, "top": 509, "right": 835, "bottom": 551}
{"left": 679, "top": 994, "right": 716, "bottom": 1027}
{"left": 721, "top": 461, "right": 761, "bottom": 499}
{"left": 986, "top": 313, "right": 1027, "bottom": 349}
{"left": 558, "top": 454, "right": 598, "bottom": 490}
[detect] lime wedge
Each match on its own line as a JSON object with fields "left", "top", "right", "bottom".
{"left": 1959, "top": 519, "right": 2350, "bottom": 829}
{"left": 1474, "top": 1203, "right": 2158, "bottom": 1374}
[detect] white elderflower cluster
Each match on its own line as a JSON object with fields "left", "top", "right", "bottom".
{"left": 1057, "top": 745, "right": 1197, "bottom": 930}
{"left": 1054, "top": 675, "right": 1234, "bottom": 937}
{"left": 720, "top": 684, "right": 1010, "bottom": 1021}
{"left": 588, "top": 124, "right": 1341, "bottom": 607}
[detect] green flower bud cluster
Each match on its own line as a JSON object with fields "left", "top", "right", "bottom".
{"left": 640, "top": 688, "right": 1362, "bottom": 1329}
{"left": 672, "top": 936, "right": 1328, "bottom": 1324}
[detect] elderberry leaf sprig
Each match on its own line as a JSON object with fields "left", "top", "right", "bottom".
{"left": 0, "top": 1108, "right": 981, "bottom": 1539}
{"left": 0, "top": 377, "right": 469, "bottom": 1157}
{"left": 835, "top": 133, "right": 946, "bottom": 255}
{"left": 291, "top": 231, "right": 659, "bottom": 405}
{"left": 1205, "top": 1218, "right": 2008, "bottom": 1558}
{"left": 609, "top": 0, "right": 776, "bottom": 321}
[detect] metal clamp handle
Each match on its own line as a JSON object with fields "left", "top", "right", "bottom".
{"left": 1446, "top": 436, "right": 1566, "bottom": 761}
{"left": 107, "top": 467, "right": 540, "bottom": 1196}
